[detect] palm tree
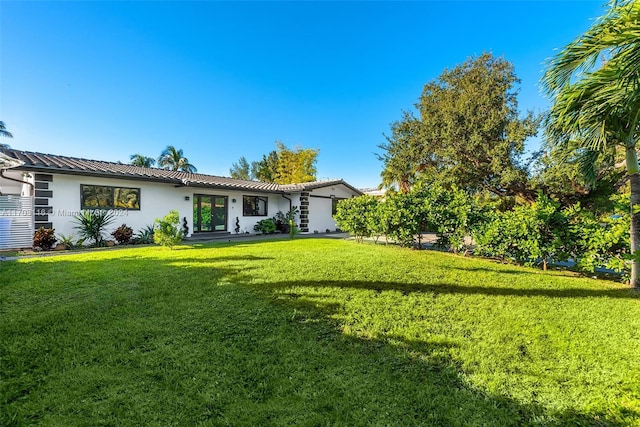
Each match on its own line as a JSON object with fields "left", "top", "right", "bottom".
{"left": 157, "top": 146, "right": 197, "bottom": 173}
{"left": 0, "top": 121, "right": 13, "bottom": 149}
{"left": 542, "top": 0, "right": 640, "bottom": 287}
{"left": 129, "top": 154, "right": 156, "bottom": 168}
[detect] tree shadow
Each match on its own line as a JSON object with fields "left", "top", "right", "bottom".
{"left": 1, "top": 256, "right": 636, "bottom": 426}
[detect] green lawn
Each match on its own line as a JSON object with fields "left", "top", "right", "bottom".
{"left": 1, "top": 238, "right": 639, "bottom": 426}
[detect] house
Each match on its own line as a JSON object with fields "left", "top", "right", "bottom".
{"left": 0, "top": 148, "right": 362, "bottom": 249}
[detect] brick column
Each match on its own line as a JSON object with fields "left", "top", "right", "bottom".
{"left": 299, "top": 192, "right": 309, "bottom": 232}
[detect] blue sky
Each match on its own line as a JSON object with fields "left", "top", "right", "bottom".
{"left": 1, "top": 1, "right": 604, "bottom": 188}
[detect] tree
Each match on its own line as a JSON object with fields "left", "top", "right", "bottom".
{"left": 377, "top": 113, "right": 423, "bottom": 193}
{"left": 251, "top": 151, "right": 280, "bottom": 183}
{"left": 274, "top": 142, "right": 318, "bottom": 184}
{"left": 157, "top": 146, "right": 197, "bottom": 173}
{"left": 0, "top": 121, "right": 13, "bottom": 149}
{"left": 542, "top": 0, "right": 640, "bottom": 287}
{"left": 129, "top": 154, "right": 156, "bottom": 168}
{"left": 230, "top": 156, "right": 252, "bottom": 180}
{"left": 379, "top": 53, "right": 541, "bottom": 199}
{"left": 235, "top": 141, "right": 319, "bottom": 184}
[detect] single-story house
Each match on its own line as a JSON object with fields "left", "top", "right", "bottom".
{"left": 0, "top": 148, "right": 362, "bottom": 249}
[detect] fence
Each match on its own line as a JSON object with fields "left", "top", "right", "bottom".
{"left": 0, "top": 195, "right": 34, "bottom": 250}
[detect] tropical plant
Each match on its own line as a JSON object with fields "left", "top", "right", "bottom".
{"left": 157, "top": 146, "right": 197, "bottom": 173}
{"left": 33, "top": 227, "right": 57, "bottom": 251}
{"left": 111, "top": 224, "right": 134, "bottom": 245}
{"left": 0, "top": 120, "right": 13, "bottom": 149}
{"left": 253, "top": 218, "right": 276, "bottom": 234}
{"left": 542, "top": 0, "right": 640, "bottom": 286}
{"left": 132, "top": 225, "right": 155, "bottom": 244}
{"left": 73, "top": 210, "right": 116, "bottom": 247}
{"left": 129, "top": 154, "right": 156, "bottom": 168}
{"left": 57, "top": 233, "right": 86, "bottom": 249}
{"left": 153, "top": 210, "right": 183, "bottom": 248}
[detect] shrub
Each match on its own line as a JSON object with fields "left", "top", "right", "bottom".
{"left": 473, "top": 194, "right": 571, "bottom": 270}
{"left": 132, "top": 225, "right": 154, "bottom": 244}
{"left": 254, "top": 218, "right": 276, "bottom": 234}
{"left": 153, "top": 210, "right": 183, "bottom": 249}
{"left": 33, "top": 227, "right": 57, "bottom": 251}
{"left": 73, "top": 210, "right": 116, "bottom": 247}
{"left": 111, "top": 224, "right": 134, "bottom": 245}
{"left": 57, "top": 233, "right": 86, "bottom": 249}
{"left": 333, "top": 195, "right": 379, "bottom": 242}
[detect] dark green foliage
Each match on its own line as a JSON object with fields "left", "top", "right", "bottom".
{"left": 230, "top": 156, "right": 252, "bottom": 180}
{"left": 253, "top": 218, "right": 276, "bottom": 234}
{"left": 73, "top": 210, "right": 116, "bottom": 247}
{"left": 333, "top": 195, "right": 379, "bottom": 242}
{"left": 157, "top": 146, "right": 197, "bottom": 173}
{"left": 473, "top": 195, "right": 571, "bottom": 270}
{"left": 380, "top": 53, "right": 541, "bottom": 199}
{"left": 56, "top": 233, "right": 86, "bottom": 249}
{"left": 132, "top": 225, "right": 155, "bottom": 244}
{"left": 111, "top": 224, "right": 134, "bottom": 245}
{"left": 153, "top": 210, "right": 183, "bottom": 249}
{"left": 566, "top": 197, "right": 631, "bottom": 275}
{"left": 33, "top": 227, "right": 57, "bottom": 251}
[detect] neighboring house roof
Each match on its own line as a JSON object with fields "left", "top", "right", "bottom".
{"left": 280, "top": 180, "right": 363, "bottom": 195}
{"left": 0, "top": 148, "right": 362, "bottom": 195}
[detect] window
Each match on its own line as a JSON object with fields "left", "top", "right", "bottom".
{"left": 81, "top": 184, "right": 140, "bottom": 210}
{"left": 243, "top": 195, "right": 268, "bottom": 216}
{"left": 332, "top": 197, "right": 345, "bottom": 215}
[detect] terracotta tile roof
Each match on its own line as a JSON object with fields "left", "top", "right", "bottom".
{"left": 1, "top": 148, "right": 282, "bottom": 192}
{"left": 0, "top": 149, "right": 362, "bottom": 195}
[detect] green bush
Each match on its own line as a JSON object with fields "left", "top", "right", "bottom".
{"left": 333, "top": 195, "right": 379, "bottom": 242}
{"left": 132, "top": 225, "right": 155, "bottom": 244}
{"left": 254, "top": 218, "right": 276, "bottom": 234}
{"left": 73, "top": 210, "right": 116, "bottom": 247}
{"left": 33, "top": 227, "right": 57, "bottom": 251}
{"left": 153, "top": 210, "right": 183, "bottom": 249}
{"left": 473, "top": 194, "right": 571, "bottom": 270}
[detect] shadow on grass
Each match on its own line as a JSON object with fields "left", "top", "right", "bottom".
{"left": 264, "top": 279, "right": 639, "bottom": 300}
{"left": 1, "top": 256, "right": 635, "bottom": 426}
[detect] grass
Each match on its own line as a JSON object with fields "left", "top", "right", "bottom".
{"left": 1, "top": 238, "right": 639, "bottom": 426}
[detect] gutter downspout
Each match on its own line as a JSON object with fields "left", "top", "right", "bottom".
{"left": 282, "top": 194, "right": 292, "bottom": 211}
{"left": 0, "top": 169, "right": 34, "bottom": 196}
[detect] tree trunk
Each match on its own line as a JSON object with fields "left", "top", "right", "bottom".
{"left": 626, "top": 145, "right": 640, "bottom": 288}
{"left": 629, "top": 172, "right": 640, "bottom": 288}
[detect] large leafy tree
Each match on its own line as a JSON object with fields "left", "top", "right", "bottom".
{"left": 542, "top": 0, "right": 640, "bottom": 287}
{"left": 157, "top": 146, "right": 197, "bottom": 173}
{"left": 0, "top": 121, "right": 13, "bottom": 149}
{"left": 380, "top": 53, "right": 540, "bottom": 199}
{"left": 233, "top": 142, "right": 319, "bottom": 184}
{"left": 129, "top": 154, "right": 156, "bottom": 168}
{"left": 274, "top": 142, "right": 318, "bottom": 184}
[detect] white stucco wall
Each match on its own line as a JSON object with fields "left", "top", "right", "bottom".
{"left": 306, "top": 184, "right": 359, "bottom": 233}
{"left": 0, "top": 170, "right": 32, "bottom": 196}
{"left": 50, "top": 175, "right": 194, "bottom": 239}
{"left": 47, "top": 174, "right": 294, "bottom": 239}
